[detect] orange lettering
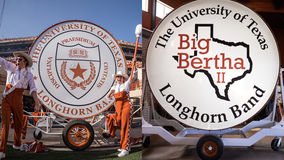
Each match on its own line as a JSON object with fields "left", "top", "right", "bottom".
{"left": 55, "top": 104, "right": 62, "bottom": 111}
{"left": 35, "top": 46, "right": 42, "bottom": 52}
{"left": 71, "top": 108, "right": 78, "bottom": 115}
{"left": 48, "top": 99, "right": 56, "bottom": 108}
{"left": 61, "top": 25, "right": 67, "bottom": 31}
{"left": 67, "top": 24, "right": 73, "bottom": 30}
{"left": 86, "top": 107, "right": 92, "bottom": 114}
{"left": 33, "top": 52, "right": 39, "bottom": 59}
{"left": 42, "top": 95, "right": 49, "bottom": 102}
{"left": 79, "top": 108, "right": 85, "bottom": 115}
{"left": 177, "top": 53, "right": 189, "bottom": 68}
{"left": 37, "top": 90, "right": 44, "bottom": 98}
{"left": 102, "top": 101, "right": 108, "bottom": 108}
{"left": 96, "top": 104, "right": 102, "bottom": 111}
{"left": 62, "top": 106, "right": 70, "bottom": 114}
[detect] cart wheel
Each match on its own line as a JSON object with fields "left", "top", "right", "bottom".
{"left": 62, "top": 119, "right": 94, "bottom": 151}
{"left": 196, "top": 134, "right": 224, "bottom": 160}
{"left": 102, "top": 133, "right": 110, "bottom": 139}
{"left": 142, "top": 136, "right": 150, "bottom": 148}
{"left": 271, "top": 138, "right": 281, "bottom": 151}
{"left": 33, "top": 130, "right": 42, "bottom": 140}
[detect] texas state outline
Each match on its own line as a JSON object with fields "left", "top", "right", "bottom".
{"left": 173, "top": 24, "right": 253, "bottom": 101}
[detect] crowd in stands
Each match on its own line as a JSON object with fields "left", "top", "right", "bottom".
{"left": 124, "top": 51, "right": 142, "bottom": 57}
{"left": 117, "top": 40, "right": 142, "bottom": 47}
{"left": 129, "top": 79, "right": 142, "bottom": 91}
{"left": 0, "top": 48, "right": 29, "bottom": 54}
{"left": 127, "top": 60, "right": 142, "bottom": 68}
{"left": 0, "top": 74, "right": 5, "bottom": 86}
{"left": 3, "top": 56, "right": 16, "bottom": 63}
{"left": 0, "top": 36, "right": 36, "bottom": 42}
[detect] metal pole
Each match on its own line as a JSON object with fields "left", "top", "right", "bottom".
{"left": 151, "top": 0, "right": 157, "bottom": 30}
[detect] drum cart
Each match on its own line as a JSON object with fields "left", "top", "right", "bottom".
{"left": 142, "top": 68, "right": 284, "bottom": 160}
{"left": 23, "top": 109, "right": 108, "bottom": 151}
{"left": 23, "top": 103, "right": 142, "bottom": 151}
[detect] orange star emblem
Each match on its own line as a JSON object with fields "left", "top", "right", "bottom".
{"left": 61, "top": 61, "right": 96, "bottom": 90}
{"left": 70, "top": 63, "right": 87, "bottom": 80}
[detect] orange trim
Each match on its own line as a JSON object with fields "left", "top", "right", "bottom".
{"left": 67, "top": 125, "right": 90, "bottom": 147}
{"left": 202, "top": 141, "right": 218, "bottom": 157}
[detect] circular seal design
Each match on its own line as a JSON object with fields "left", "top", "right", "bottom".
{"left": 146, "top": 0, "right": 279, "bottom": 130}
{"left": 29, "top": 20, "right": 126, "bottom": 119}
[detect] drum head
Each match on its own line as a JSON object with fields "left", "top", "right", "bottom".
{"left": 146, "top": 0, "right": 279, "bottom": 130}
{"left": 29, "top": 20, "right": 126, "bottom": 119}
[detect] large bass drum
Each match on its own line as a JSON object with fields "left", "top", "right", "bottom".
{"left": 146, "top": 0, "right": 280, "bottom": 130}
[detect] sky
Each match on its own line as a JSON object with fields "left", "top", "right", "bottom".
{"left": 0, "top": 0, "right": 142, "bottom": 43}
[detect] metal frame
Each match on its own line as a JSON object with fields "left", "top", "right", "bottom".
{"left": 24, "top": 104, "right": 142, "bottom": 138}
{"left": 24, "top": 110, "right": 64, "bottom": 135}
{"left": 23, "top": 109, "right": 109, "bottom": 136}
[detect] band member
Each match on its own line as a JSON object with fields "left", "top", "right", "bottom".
{"left": 0, "top": 51, "right": 39, "bottom": 159}
{"left": 106, "top": 58, "right": 137, "bottom": 157}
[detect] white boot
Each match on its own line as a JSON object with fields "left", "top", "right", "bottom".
{"left": 118, "top": 149, "right": 129, "bottom": 157}
{"left": 0, "top": 152, "right": 5, "bottom": 159}
{"left": 118, "top": 148, "right": 131, "bottom": 152}
{"left": 13, "top": 144, "right": 24, "bottom": 151}
{"left": 12, "top": 145, "right": 20, "bottom": 150}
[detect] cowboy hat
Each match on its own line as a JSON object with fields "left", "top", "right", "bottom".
{"left": 13, "top": 51, "right": 33, "bottom": 68}
{"left": 112, "top": 71, "right": 128, "bottom": 80}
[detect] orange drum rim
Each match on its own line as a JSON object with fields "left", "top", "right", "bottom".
{"left": 67, "top": 125, "right": 90, "bottom": 147}
{"left": 202, "top": 141, "right": 218, "bottom": 157}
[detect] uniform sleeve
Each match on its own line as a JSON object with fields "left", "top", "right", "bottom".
{"left": 106, "top": 86, "right": 116, "bottom": 101}
{"left": 27, "top": 72, "right": 37, "bottom": 95}
{"left": 131, "top": 70, "right": 138, "bottom": 81}
{"left": 0, "top": 57, "right": 15, "bottom": 71}
{"left": 124, "top": 70, "right": 138, "bottom": 89}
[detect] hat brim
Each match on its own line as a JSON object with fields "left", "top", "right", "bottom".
{"left": 112, "top": 73, "right": 128, "bottom": 81}
{"left": 13, "top": 51, "right": 33, "bottom": 68}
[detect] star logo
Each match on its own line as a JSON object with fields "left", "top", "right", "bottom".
{"left": 60, "top": 61, "right": 96, "bottom": 91}
{"left": 70, "top": 63, "right": 87, "bottom": 80}
{"left": 56, "top": 43, "right": 99, "bottom": 99}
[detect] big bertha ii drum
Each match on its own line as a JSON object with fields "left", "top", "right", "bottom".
{"left": 146, "top": 0, "right": 280, "bottom": 130}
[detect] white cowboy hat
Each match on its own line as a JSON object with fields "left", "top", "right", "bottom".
{"left": 112, "top": 71, "right": 128, "bottom": 80}
{"left": 13, "top": 51, "right": 33, "bottom": 68}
